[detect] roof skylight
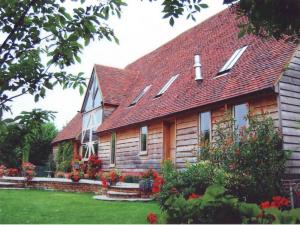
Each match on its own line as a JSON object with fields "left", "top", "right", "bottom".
{"left": 129, "top": 85, "right": 151, "bottom": 106}
{"left": 218, "top": 45, "right": 248, "bottom": 75}
{"left": 155, "top": 74, "right": 179, "bottom": 98}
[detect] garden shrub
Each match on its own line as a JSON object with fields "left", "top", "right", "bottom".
{"left": 159, "top": 160, "right": 230, "bottom": 210}
{"left": 55, "top": 141, "right": 73, "bottom": 173}
{"left": 162, "top": 184, "right": 300, "bottom": 224}
{"left": 199, "top": 114, "right": 290, "bottom": 203}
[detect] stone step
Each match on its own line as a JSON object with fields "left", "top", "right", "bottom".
{"left": 107, "top": 190, "right": 140, "bottom": 198}
{"left": 108, "top": 187, "right": 140, "bottom": 194}
{"left": 93, "top": 195, "right": 154, "bottom": 202}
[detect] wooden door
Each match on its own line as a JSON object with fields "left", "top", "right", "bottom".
{"left": 163, "top": 121, "right": 176, "bottom": 164}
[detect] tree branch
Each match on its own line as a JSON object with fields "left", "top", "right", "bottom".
{"left": 0, "top": 0, "right": 37, "bottom": 55}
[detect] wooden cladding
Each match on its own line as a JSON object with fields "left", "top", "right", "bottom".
{"left": 278, "top": 48, "right": 300, "bottom": 174}
{"left": 98, "top": 93, "right": 280, "bottom": 172}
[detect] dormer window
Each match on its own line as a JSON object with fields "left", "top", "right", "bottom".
{"left": 129, "top": 85, "right": 151, "bottom": 106}
{"left": 217, "top": 45, "right": 248, "bottom": 76}
{"left": 155, "top": 74, "right": 179, "bottom": 98}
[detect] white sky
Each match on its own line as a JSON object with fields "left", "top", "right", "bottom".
{"left": 3, "top": 0, "right": 227, "bottom": 130}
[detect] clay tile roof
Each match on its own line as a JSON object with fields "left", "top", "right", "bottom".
{"left": 52, "top": 112, "right": 82, "bottom": 144}
{"left": 94, "top": 64, "right": 138, "bottom": 106}
{"left": 97, "top": 7, "right": 297, "bottom": 132}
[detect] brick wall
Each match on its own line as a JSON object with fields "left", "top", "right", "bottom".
{"left": 0, "top": 177, "right": 101, "bottom": 194}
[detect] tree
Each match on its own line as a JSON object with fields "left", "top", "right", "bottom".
{"left": 28, "top": 123, "right": 57, "bottom": 166}
{"left": 0, "top": 0, "right": 298, "bottom": 117}
{"left": 226, "top": 0, "right": 300, "bottom": 42}
{"left": 0, "top": 122, "right": 24, "bottom": 167}
{"left": 0, "top": 109, "right": 57, "bottom": 167}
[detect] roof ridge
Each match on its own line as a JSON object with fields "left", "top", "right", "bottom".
{"left": 125, "top": 6, "right": 230, "bottom": 70}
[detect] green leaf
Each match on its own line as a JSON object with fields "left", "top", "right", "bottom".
{"left": 238, "top": 203, "right": 260, "bottom": 218}
{"left": 200, "top": 4, "right": 208, "bottom": 9}
{"left": 79, "top": 85, "right": 84, "bottom": 95}
{"left": 34, "top": 94, "right": 39, "bottom": 102}
{"left": 169, "top": 17, "right": 174, "bottom": 26}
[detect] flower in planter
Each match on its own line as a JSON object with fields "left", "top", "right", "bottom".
{"left": 70, "top": 170, "right": 83, "bottom": 182}
{"left": 87, "top": 154, "right": 102, "bottom": 179}
{"left": 101, "top": 177, "right": 108, "bottom": 188}
{"left": 7, "top": 168, "right": 19, "bottom": 176}
{"left": 147, "top": 212, "right": 158, "bottom": 224}
{"left": 22, "top": 162, "right": 36, "bottom": 181}
{"left": 64, "top": 173, "right": 71, "bottom": 179}
{"left": 0, "top": 165, "right": 7, "bottom": 177}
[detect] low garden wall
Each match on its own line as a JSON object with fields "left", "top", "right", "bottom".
{"left": 0, "top": 176, "right": 103, "bottom": 193}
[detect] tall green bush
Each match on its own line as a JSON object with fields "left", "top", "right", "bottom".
{"left": 55, "top": 141, "right": 73, "bottom": 172}
{"left": 200, "top": 114, "right": 290, "bottom": 203}
{"left": 159, "top": 160, "right": 230, "bottom": 210}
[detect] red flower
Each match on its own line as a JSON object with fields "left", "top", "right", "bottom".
{"left": 260, "top": 201, "right": 271, "bottom": 209}
{"left": 188, "top": 193, "right": 202, "bottom": 200}
{"left": 272, "top": 196, "right": 289, "bottom": 207}
{"left": 152, "top": 176, "right": 164, "bottom": 193}
{"left": 101, "top": 178, "right": 108, "bottom": 188}
{"left": 147, "top": 212, "right": 157, "bottom": 224}
{"left": 260, "top": 196, "right": 290, "bottom": 210}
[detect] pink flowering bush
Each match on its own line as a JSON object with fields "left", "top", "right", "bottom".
{"left": 22, "top": 162, "right": 36, "bottom": 181}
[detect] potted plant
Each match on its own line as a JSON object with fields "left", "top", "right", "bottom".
{"left": 87, "top": 154, "right": 102, "bottom": 179}
{"left": 70, "top": 170, "right": 83, "bottom": 182}
{"left": 107, "top": 170, "right": 121, "bottom": 186}
{"left": 139, "top": 178, "right": 153, "bottom": 198}
{"left": 22, "top": 162, "right": 36, "bottom": 181}
{"left": 0, "top": 165, "right": 7, "bottom": 177}
{"left": 139, "top": 169, "right": 156, "bottom": 197}
{"left": 101, "top": 177, "right": 109, "bottom": 195}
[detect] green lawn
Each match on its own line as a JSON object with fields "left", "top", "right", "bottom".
{"left": 0, "top": 189, "right": 161, "bottom": 224}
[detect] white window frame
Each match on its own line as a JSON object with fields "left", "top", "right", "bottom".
{"left": 139, "top": 126, "right": 148, "bottom": 155}
{"left": 218, "top": 45, "right": 248, "bottom": 75}
{"left": 81, "top": 72, "right": 103, "bottom": 161}
{"left": 129, "top": 85, "right": 151, "bottom": 106}
{"left": 110, "top": 132, "right": 116, "bottom": 167}
{"left": 232, "top": 103, "right": 249, "bottom": 131}
{"left": 155, "top": 74, "right": 179, "bottom": 97}
{"left": 199, "top": 111, "right": 212, "bottom": 144}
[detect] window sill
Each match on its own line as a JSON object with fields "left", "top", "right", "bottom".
{"left": 139, "top": 151, "right": 148, "bottom": 156}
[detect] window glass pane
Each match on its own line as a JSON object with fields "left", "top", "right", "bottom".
{"left": 85, "top": 92, "right": 93, "bottom": 111}
{"left": 140, "top": 126, "right": 148, "bottom": 152}
{"left": 218, "top": 46, "right": 248, "bottom": 75}
{"left": 200, "top": 111, "right": 211, "bottom": 144}
{"left": 93, "top": 108, "right": 102, "bottom": 126}
{"left": 234, "top": 104, "right": 248, "bottom": 129}
{"left": 156, "top": 74, "right": 179, "bottom": 97}
{"left": 82, "top": 113, "right": 90, "bottom": 129}
{"left": 81, "top": 145, "right": 88, "bottom": 159}
{"left": 111, "top": 133, "right": 116, "bottom": 164}
{"left": 93, "top": 142, "right": 99, "bottom": 155}
{"left": 130, "top": 85, "right": 151, "bottom": 106}
{"left": 91, "top": 128, "right": 98, "bottom": 141}
{"left": 82, "top": 129, "right": 90, "bottom": 143}
{"left": 93, "top": 88, "right": 102, "bottom": 108}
